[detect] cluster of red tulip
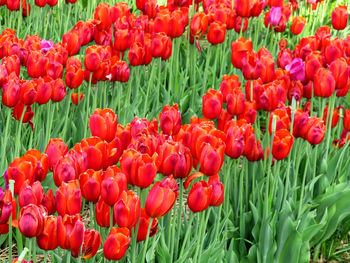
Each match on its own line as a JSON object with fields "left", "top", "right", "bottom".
{"left": 200, "top": 22, "right": 350, "bottom": 161}
{"left": 2, "top": 105, "right": 225, "bottom": 260}
{"left": 1, "top": 0, "right": 345, "bottom": 127}
{"left": 0, "top": 0, "right": 78, "bottom": 17}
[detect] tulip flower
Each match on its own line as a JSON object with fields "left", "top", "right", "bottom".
{"left": 56, "top": 180, "right": 82, "bottom": 216}
{"left": 0, "top": 189, "right": 17, "bottom": 234}
{"left": 291, "top": 16, "right": 306, "bottom": 35}
{"left": 120, "top": 149, "right": 158, "bottom": 188}
{"left": 18, "top": 180, "right": 44, "bottom": 208}
{"left": 157, "top": 140, "right": 192, "bottom": 178}
{"left": 231, "top": 37, "right": 253, "bottom": 69}
{"left": 113, "top": 190, "right": 141, "bottom": 228}
{"left": 79, "top": 169, "right": 103, "bottom": 203}
{"left": 72, "top": 229, "right": 101, "bottom": 259}
{"left": 187, "top": 181, "right": 212, "bottom": 213}
{"left": 272, "top": 129, "right": 294, "bottom": 160}
{"left": 36, "top": 216, "right": 58, "bottom": 251}
{"left": 159, "top": 104, "right": 181, "bottom": 136}
{"left": 103, "top": 227, "right": 131, "bottom": 260}
{"left": 225, "top": 125, "right": 245, "bottom": 159}
{"left": 95, "top": 197, "right": 113, "bottom": 228}
{"left": 145, "top": 175, "right": 179, "bottom": 218}
{"left": 219, "top": 75, "right": 241, "bottom": 103}
{"left": 18, "top": 204, "right": 46, "bottom": 238}
{"left": 323, "top": 106, "right": 340, "bottom": 129}
{"left": 305, "top": 117, "right": 326, "bottom": 145}
{"left": 101, "top": 168, "right": 127, "bottom": 206}
{"left": 57, "top": 214, "right": 84, "bottom": 251}
{"left": 137, "top": 208, "right": 159, "bottom": 242}
{"left": 202, "top": 89, "right": 223, "bottom": 120}
{"left": 343, "top": 109, "right": 350, "bottom": 131}
{"left": 207, "top": 22, "right": 226, "bottom": 45}
{"left": 313, "top": 68, "right": 335, "bottom": 98}
{"left": 208, "top": 175, "right": 224, "bottom": 206}
{"left": 331, "top": 6, "right": 348, "bottom": 30}
{"left": 42, "top": 189, "right": 56, "bottom": 215}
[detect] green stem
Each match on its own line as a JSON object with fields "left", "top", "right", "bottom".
{"left": 178, "top": 213, "right": 194, "bottom": 257}
{"left": 140, "top": 217, "right": 154, "bottom": 263}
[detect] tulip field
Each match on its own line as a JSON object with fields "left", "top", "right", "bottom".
{"left": 1, "top": 0, "right": 350, "bottom": 262}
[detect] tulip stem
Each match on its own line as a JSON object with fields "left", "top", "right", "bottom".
{"left": 174, "top": 179, "right": 183, "bottom": 258}
{"left": 0, "top": 108, "right": 11, "bottom": 173}
{"left": 178, "top": 213, "right": 194, "bottom": 257}
{"left": 32, "top": 238, "right": 37, "bottom": 263}
{"left": 140, "top": 217, "right": 154, "bottom": 263}
{"left": 194, "top": 211, "right": 206, "bottom": 262}
{"left": 90, "top": 202, "right": 95, "bottom": 229}
{"left": 324, "top": 93, "right": 336, "bottom": 162}
{"left": 109, "top": 206, "right": 114, "bottom": 231}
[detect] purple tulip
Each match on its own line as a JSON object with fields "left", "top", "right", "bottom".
{"left": 41, "top": 40, "right": 54, "bottom": 54}
{"left": 268, "top": 7, "right": 282, "bottom": 26}
{"left": 286, "top": 58, "right": 305, "bottom": 82}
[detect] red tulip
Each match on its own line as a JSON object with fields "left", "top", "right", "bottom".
{"left": 45, "top": 139, "right": 68, "bottom": 171}
{"left": 42, "top": 189, "right": 56, "bottom": 215}
{"left": 79, "top": 169, "right": 103, "bottom": 203}
{"left": 56, "top": 180, "right": 82, "bottom": 216}
{"left": 225, "top": 125, "right": 245, "bottom": 159}
{"left": 18, "top": 204, "right": 46, "bottom": 238}
{"left": 94, "top": 3, "right": 112, "bottom": 31}
{"left": 234, "top": 0, "right": 252, "bottom": 17}
{"left": 136, "top": 208, "right": 158, "bottom": 242}
{"left": 202, "top": 89, "right": 223, "bottom": 119}
{"left": 272, "top": 129, "right": 294, "bottom": 160}
{"left": 219, "top": 74, "right": 241, "bottom": 103}
{"left": 71, "top": 92, "right": 84, "bottom": 105}
{"left": 343, "top": 109, "right": 350, "bottom": 131}
{"left": 145, "top": 175, "right": 179, "bottom": 218}
{"left": 95, "top": 196, "right": 113, "bottom": 228}
{"left": 0, "top": 190, "right": 17, "bottom": 234}
{"left": 159, "top": 104, "right": 181, "bottom": 136}
{"left": 101, "top": 168, "right": 127, "bottom": 206}
{"left": 331, "top": 6, "right": 348, "bottom": 30}
{"left": 208, "top": 174, "right": 224, "bottom": 206}
{"left": 27, "top": 51, "right": 48, "bottom": 78}
{"left": 50, "top": 79, "right": 67, "bottom": 102}
{"left": 72, "top": 229, "right": 101, "bottom": 259}
{"left": 113, "top": 190, "right": 140, "bottom": 228}
{"left": 18, "top": 180, "right": 44, "bottom": 208}
{"left": 187, "top": 181, "right": 212, "bottom": 212}
{"left": 207, "top": 22, "right": 226, "bottom": 45}
{"left": 323, "top": 106, "right": 340, "bottom": 129}
{"left": 120, "top": 149, "right": 158, "bottom": 188}
{"left": 305, "top": 117, "right": 326, "bottom": 145}
{"left": 36, "top": 216, "right": 58, "bottom": 251}
{"left": 65, "top": 57, "right": 84, "bottom": 89}
{"left": 231, "top": 37, "right": 253, "bottom": 69}
{"left": 313, "top": 68, "right": 335, "bottom": 98}
{"left": 2, "top": 73, "right": 20, "bottom": 108}
{"left": 57, "top": 214, "right": 84, "bottom": 251}
{"left": 103, "top": 227, "right": 130, "bottom": 260}
{"left": 89, "top": 108, "right": 118, "bottom": 143}
{"left": 157, "top": 140, "right": 192, "bottom": 178}
{"left": 291, "top": 16, "right": 306, "bottom": 35}
{"left": 242, "top": 51, "right": 263, "bottom": 80}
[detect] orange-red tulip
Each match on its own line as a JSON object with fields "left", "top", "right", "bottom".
{"left": 113, "top": 190, "right": 140, "bottom": 228}
{"left": 103, "top": 227, "right": 130, "bottom": 260}
{"left": 331, "top": 6, "right": 348, "bottom": 30}
{"left": 36, "top": 216, "right": 58, "bottom": 251}
{"left": 145, "top": 175, "right": 179, "bottom": 218}
{"left": 56, "top": 180, "right": 82, "bottom": 216}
